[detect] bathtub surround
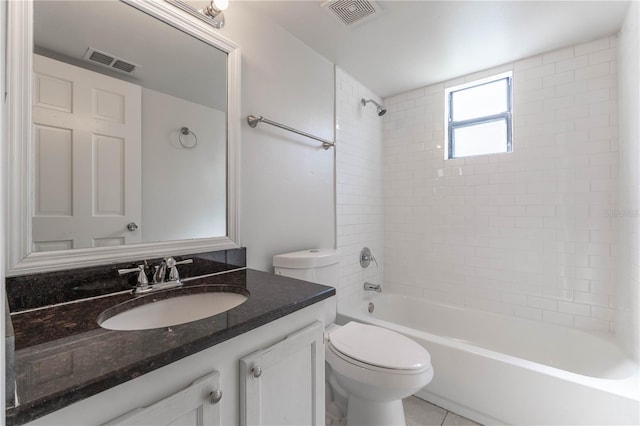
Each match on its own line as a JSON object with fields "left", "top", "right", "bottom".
{"left": 335, "top": 68, "right": 384, "bottom": 309}
{"left": 383, "top": 35, "right": 622, "bottom": 334}
{"left": 616, "top": 0, "right": 639, "bottom": 363}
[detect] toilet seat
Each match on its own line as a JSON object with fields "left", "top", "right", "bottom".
{"left": 327, "top": 322, "right": 431, "bottom": 374}
{"left": 327, "top": 342, "right": 431, "bottom": 376}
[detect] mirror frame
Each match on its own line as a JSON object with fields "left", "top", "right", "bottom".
{"left": 5, "top": 0, "right": 241, "bottom": 276}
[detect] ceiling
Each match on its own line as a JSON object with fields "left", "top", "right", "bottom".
{"left": 245, "top": 0, "right": 631, "bottom": 98}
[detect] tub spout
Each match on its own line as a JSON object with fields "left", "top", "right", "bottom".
{"left": 364, "top": 282, "right": 382, "bottom": 292}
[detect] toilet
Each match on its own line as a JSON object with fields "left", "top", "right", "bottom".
{"left": 273, "top": 249, "right": 434, "bottom": 426}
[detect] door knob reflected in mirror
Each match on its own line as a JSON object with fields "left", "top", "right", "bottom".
{"left": 209, "top": 389, "right": 222, "bottom": 404}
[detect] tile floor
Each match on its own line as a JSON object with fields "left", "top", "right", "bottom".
{"left": 403, "top": 396, "right": 482, "bottom": 426}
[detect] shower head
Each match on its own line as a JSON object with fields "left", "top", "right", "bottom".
{"left": 361, "top": 98, "right": 387, "bottom": 117}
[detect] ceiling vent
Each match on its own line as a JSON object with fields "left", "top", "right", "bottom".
{"left": 321, "top": 0, "right": 383, "bottom": 28}
{"left": 83, "top": 47, "right": 139, "bottom": 74}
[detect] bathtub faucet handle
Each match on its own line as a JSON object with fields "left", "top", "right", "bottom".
{"left": 360, "top": 247, "right": 378, "bottom": 268}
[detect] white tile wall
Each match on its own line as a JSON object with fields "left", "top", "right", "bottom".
{"left": 617, "top": 1, "right": 639, "bottom": 360}
{"left": 383, "top": 36, "right": 621, "bottom": 333}
{"left": 335, "top": 67, "right": 384, "bottom": 309}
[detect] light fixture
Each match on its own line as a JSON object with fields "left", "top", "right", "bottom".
{"left": 201, "top": 0, "right": 228, "bottom": 29}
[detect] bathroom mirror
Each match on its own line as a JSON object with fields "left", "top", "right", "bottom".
{"left": 6, "top": 0, "right": 241, "bottom": 275}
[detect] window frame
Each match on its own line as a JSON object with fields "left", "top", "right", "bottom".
{"left": 446, "top": 72, "right": 513, "bottom": 159}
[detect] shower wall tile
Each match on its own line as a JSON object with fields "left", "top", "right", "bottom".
{"left": 335, "top": 67, "right": 384, "bottom": 310}
{"left": 383, "top": 35, "right": 621, "bottom": 334}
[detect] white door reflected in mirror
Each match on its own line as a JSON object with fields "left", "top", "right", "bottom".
{"left": 33, "top": 54, "right": 143, "bottom": 251}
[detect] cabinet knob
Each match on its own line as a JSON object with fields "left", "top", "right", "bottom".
{"left": 252, "top": 366, "right": 262, "bottom": 379}
{"left": 209, "top": 389, "right": 222, "bottom": 404}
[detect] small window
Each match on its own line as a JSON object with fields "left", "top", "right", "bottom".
{"left": 446, "top": 72, "right": 513, "bottom": 159}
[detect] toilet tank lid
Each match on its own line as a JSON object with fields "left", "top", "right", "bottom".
{"left": 273, "top": 249, "right": 339, "bottom": 269}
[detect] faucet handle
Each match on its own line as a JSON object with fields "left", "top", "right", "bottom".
{"left": 118, "top": 265, "right": 149, "bottom": 287}
{"left": 166, "top": 257, "right": 194, "bottom": 282}
{"left": 360, "top": 247, "right": 378, "bottom": 268}
{"left": 173, "top": 258, "right": 194, "bottom": 266}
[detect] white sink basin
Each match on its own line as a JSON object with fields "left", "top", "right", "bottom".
{"left": 98, "top": 290, "right": 248, "bottom": 331}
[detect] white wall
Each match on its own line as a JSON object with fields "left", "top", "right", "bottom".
{"left": 383, "top": 36, "right": 621, "bottom": 334}
{"left": 335, "top": 67, "right": 384, "bottom": 309}
{"left": 617, "top": 1, "right": 639, "bottom": 361}
{"left": 141, "top": 88, "right": 226, "bottom": 242}
{"left": 219, "top": 3, "right": 336, "bottom": 272}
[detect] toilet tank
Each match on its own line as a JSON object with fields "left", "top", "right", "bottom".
{"left": 273, "top": 249, "right": 339, "bottom": 286}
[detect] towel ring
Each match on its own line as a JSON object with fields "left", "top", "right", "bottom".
{"left": 179, "top": 127, "right": 198, "bottom": 149}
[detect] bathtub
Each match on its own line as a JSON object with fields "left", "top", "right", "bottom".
{"left": 337, "top": 294, "right": 639, "bottom": 425}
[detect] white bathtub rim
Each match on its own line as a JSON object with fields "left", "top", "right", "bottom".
{"left": 355, "top": 293, "right": 637, "bottom": 377}
{"left": 363, "top": 293, "right": 630, "bottom": 357}
{"left": 338, "top": 299, "right": 640, "bottom": 402}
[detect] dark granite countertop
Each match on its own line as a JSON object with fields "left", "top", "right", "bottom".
{"left": 5, "top": 268, "right": 335, "bottom": 426}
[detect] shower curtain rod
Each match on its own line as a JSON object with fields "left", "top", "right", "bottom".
{"left": 246, "top": 115, "right": 335, "bottom": 150}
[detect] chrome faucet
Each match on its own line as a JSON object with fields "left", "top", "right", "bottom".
{"left": 120, "top": 257, "right": 194, "bottom": 295}
{"left": 153, "top": 260, "right": 168, "bottom": 283}
{"left": 363, "top": 281, "right": 382, "bottom": 293}
{"left": 153, "top": 257, "right": 193, "bottom": 284}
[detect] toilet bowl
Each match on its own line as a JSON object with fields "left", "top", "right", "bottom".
{"left": 326, "top": 321, "right": 433, "bottom": 426}
{"left": 273, "top": 249, "right": 433, "bottom": 426}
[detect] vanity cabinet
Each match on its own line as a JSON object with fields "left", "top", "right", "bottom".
{"left": 105, "top": 321, "right": 325, "bottom": 426}
{"left": 21, "top": 297, "right": 333, "bottom": 426}
{"left": 240, "top": 321, "right": 324, "bottom": 425}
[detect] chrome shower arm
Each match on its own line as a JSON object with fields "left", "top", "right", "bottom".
{"left": 361, "top": 98, "right": 387, "bottom": 116}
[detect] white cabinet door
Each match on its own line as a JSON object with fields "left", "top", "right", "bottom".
{"left": 240, "top": 321, "right": 324, "bottom": 426}
{"left": 32, "top": 54, "right": 142, "bottom": 251}
{"left": 103, "top": 371, "right": 221, "bottom": 426}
